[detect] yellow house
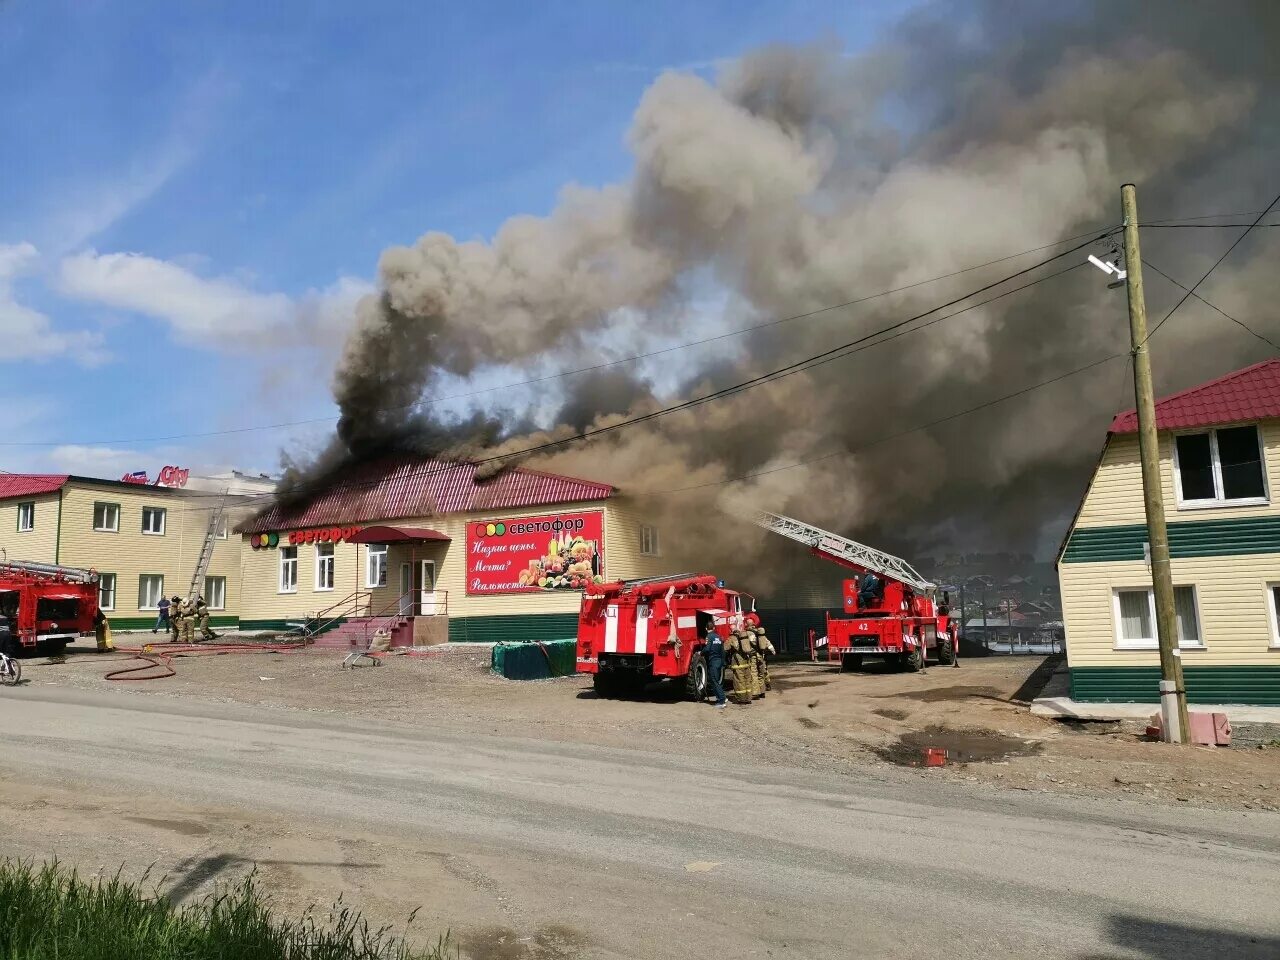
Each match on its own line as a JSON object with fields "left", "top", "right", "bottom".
{"left": 0, "top": 474, "right": 246, "bottom": 630}
{"left": 237, "top": 457, "right": 667, "bottom": 642}
{"left": 1057, "top": 360, "right": 1280, "bottom": 705}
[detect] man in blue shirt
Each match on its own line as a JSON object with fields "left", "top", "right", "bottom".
{"left": 153, "top": 595, "right": 170, "bottom": 635}
{"left": 703, "top": 621, "right": 727, "bottom": 709}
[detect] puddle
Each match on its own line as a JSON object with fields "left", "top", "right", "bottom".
{"left": 882, "top": 685, "right": 1008, "bottom": 704}
{"left": 873, "top": 708, "right": 910, "bottom": 721}
{"left": 460, "top": 924, "right": 588, "bottom": 960}
{"left": 124, "top": 817, "right": 210, "bottom": 837}
{"left": 876, "top": 726, "right": 1042, "bottom": 766}
{"left": 797, "top": 717, "right": 822, "bottom": 729}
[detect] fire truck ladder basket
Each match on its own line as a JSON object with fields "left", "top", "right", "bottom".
{"left": 751, "top": 511, "right": 935, "bottom": 594}
{"left": 187, "top": 497, "right": 227, "bottom": 600}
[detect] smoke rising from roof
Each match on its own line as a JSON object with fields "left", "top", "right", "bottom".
{"left": 308, "top": 1, "right": 1280, "bottom": 584}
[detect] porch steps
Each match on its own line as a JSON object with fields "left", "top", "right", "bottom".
{"left": 310, "top": 615, "right": 413, "bottom": 649}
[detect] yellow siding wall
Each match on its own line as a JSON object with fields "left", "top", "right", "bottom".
{"left": 1061, "top": 554, "right": 1280, "bottom": 667}
{"left": 1077, "top": 421, "right": 1280, "bottom": 528}
{"left": 56, "top": 484, "right": 244, "bottom": 622}
{"left": 238, "top": 498, "right": 671, "bottom": 622}
{"left": 0, "top": 492, "right": 60, "bottom": 564}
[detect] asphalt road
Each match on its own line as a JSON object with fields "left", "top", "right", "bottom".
{"left": 0, "top": 685, "right": 1277, "bottom": 960}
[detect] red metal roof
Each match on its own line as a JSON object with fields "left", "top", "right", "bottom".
{"left": 241, "top": 457, "right": 614, "bottom": 533}
{"left": 348, "top": 525, "right": 451, "bottom": 544}
{"left": 0, "top": 474, "right": 70, "bottom": 500}
{"left": 1110, "top": 359, "right": 1280, "bottom": 434}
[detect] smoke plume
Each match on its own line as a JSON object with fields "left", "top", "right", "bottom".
{"left": 309, "top": 0, "right": 1280, "bottom": 589}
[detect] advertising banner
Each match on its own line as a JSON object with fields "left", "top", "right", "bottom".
{"left": 467, "top": 510, "right": 604, "bottom": 595}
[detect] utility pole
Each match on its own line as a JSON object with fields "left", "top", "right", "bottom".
{"left": 1121, "top": 183, "right": 1189, "bottom": 744}
{"left": 1007, "top": 598, "right": 1015, "bottom": 654}
{"left": 981, "top": 586, "right": 989, "bottom": 652}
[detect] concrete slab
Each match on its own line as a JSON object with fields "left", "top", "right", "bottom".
{"left": 1031, "top": 695, "right": 1280, "bottom": 724}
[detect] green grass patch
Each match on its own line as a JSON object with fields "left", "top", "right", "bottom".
{"left": 0, "top": 860, "right": 455, "bottom": 959}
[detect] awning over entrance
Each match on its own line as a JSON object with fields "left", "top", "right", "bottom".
{"left": 348, "top": 525, "right": 451, "bottom": 544}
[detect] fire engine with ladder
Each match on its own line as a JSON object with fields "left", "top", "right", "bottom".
{"left": 752, "top": 511, "right": 956, "bottom": 671}
{"left": 0, "top": 558, "right": 101, "bottom": 657}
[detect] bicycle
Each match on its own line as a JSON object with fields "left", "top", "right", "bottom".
{"left": 0, "top": 649, "right": 20, "bottom": 686}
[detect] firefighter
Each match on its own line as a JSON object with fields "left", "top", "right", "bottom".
{"left": 752, "top": 626, "right": 775, "bottom": 693}
{"left": 93, "top": 607, "right": 114, "bottom": 652}
{"left": 728, "top": 631, "right": 755, "bottom": 705}
{"left": 193, "top": 594, "right": 217, "bottom": 642}
{"left": 179, "top": 599, "right": 197, "bottom": 645}
{"left": 168, "top": 596, "right": 183, "bottom": 642}
{"left": 702, "top": 620, "right": 727, "bottom": 709}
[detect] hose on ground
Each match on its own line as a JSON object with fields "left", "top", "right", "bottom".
{"left": 105, "top": 640, "right": 309, "bottom": 681}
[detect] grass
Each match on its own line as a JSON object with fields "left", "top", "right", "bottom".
{"left": 0, "top": 860, "right": 456, "bottom": 959}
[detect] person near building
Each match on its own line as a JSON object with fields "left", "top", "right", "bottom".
{"left": 168, "top": 596, "right": 184, "bottom": 642}
{"left": 702, "top": 620, "right": 727, "bottom": 709}
{"left": 752, "top": 625, "right": 775, "bottom": 693}
{"left": 153, "top": 595, "right": 170, "bottom": 635}
{"left": 179, "top": 599, "right": 196, "bottom": 644}
{"left": 93, "top": 607, "right": 114, "bottom": 652}
{"left": 728, "top": 630, "right": 756, "bottom": 705}
{"left": 194, "top": 594, "right": 217, "bottom": 642}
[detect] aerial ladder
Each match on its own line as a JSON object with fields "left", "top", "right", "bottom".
{"left": 751, "top": 511, "right": 957, "bottom": 671}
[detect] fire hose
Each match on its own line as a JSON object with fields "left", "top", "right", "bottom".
{"left": 104, "top": 641, "right": 309, "bottom": 681}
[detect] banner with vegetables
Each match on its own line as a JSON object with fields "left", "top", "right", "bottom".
{"left": 466, "top": 510, "right": 605, "bottom": 594}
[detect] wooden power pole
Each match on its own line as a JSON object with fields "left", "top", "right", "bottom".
{"left": 1121, "top": 183, "right": 1190, "bottom": 744}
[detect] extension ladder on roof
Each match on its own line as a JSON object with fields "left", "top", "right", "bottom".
{"left": 187, "top": 497, "right": 227, "bottom": 600}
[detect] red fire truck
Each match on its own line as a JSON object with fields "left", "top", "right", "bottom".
{"left": 576, "top": 574, "right": 758, "bottom": 700}
{"left": 0, "top": 559, "right": 101, "bottom": 656}
{"left": 753, "top": 512, "right": 956, "bottom": 671}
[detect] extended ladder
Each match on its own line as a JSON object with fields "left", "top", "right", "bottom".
{"left": 751, "top": 511, "right": 935, "bottom": 594}
{"left": 187, "top": 497, "right": 228, "bottom": 600}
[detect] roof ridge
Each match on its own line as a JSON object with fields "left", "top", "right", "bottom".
{"left": 1112, "top": 358, "right": 1280, "bottom": 421}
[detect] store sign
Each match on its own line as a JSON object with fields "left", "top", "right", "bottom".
{"left": 467, "top": 510, "right": 604, "bottom": 594}
{"left": 249, "top": 526, "right": 362, "bottom": 550}
{"left": 120, "top": 465, "right": 190, "bottom": 488}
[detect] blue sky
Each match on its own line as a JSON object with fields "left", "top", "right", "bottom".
{"left": 0, "top": 0, "right": 915, "bottom": 479}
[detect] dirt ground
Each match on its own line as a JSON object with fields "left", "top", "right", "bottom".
{"left": 18, "top": 642, "right": 1279, "bottom": 813}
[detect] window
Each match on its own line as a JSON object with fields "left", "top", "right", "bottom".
{"left": 138, "top": 575, "right": 164, "bottom": 610}
{"left": 215, "top": 516, "right": 229, "bottom": 539}
{"left": 16, "top": 502, "right": 34, "bottom": 532}
{"left": 204, "top": 576, "right": 226, "bottom": 610}
{"left": 639, "top": 524, "right": 660, "bottom": 556}
{"left": 315, "top": 542, "right": 335, "bottom": 591}
{"left": 141, "top": 506, "right": 166, "bottom": 535}
{"left": 366, "top": 545, "right": 387, "bottom": 588}
{"left": 1174, "top": 426, "right": 1267, "bottom": 507}
{"left": 279, "top": 546, "right": 298, "bottom": 593}
{"left": 1113, "top": 586, "right": 1202, "bottom": 649}
{"left": 1267, "top": 584, "right": 1280, "bottom": 649}
{"left": 93, "top": 502, "right": 120, "bottom": 532}
{"left": 97, "top": 573, "right": 116, "bottom": 611}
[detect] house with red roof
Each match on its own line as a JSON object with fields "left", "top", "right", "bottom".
{"left": 1057, "top": 360, "right": 1280, "bottom": 705}
{"left": 236, "top": 456, "right": 667, "bottom": 643}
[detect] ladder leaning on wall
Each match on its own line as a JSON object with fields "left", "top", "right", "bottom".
{"left": 187, "top": 496, "right": 228, "bottom": 601}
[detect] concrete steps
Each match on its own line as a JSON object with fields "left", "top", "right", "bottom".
{"left": 312, "top": 615, "right": 413, "bottom": 649}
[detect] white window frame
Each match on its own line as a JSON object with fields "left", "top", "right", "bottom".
{"left": 16, "top": 501, "right": 34, "bottom": 532}
{"left": 1112, "top": 585, "right": 1205, "bottom": 650}
{"left": 1172, "top": 425, "right": 1269, "bottom": 510}
{"left": 141, "top": 506, "right": 167, "bottom": 536}
{"left": 92, "top": 501, "right": 120, "bottom": 533}
{"left": 204, "top": 575, "right": 226, "bottom": 611}
{"left": 1266, "top": 583, "right": 1280, "bottom": 650}
{"left": 639, "top": 524, "right": 660, "bottom": 557}
{"left": 215, "top": 516, "right": 229, "bottom": 540}
{"left": 279, "top": 546, "right": 298, "bottom": 594}
{"left": 315, "top": 542, "right": 335, "bottom": 592}
{"left": 138, "top": 574, "right": 164, "bottom": 611}
{"left": 365, "top": 544, "right": 388, "bottom": 588}
{"left": 96, "top": 576, "right": 115, "bottom": 611}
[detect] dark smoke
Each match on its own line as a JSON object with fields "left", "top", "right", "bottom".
{"left": 302, "top": 0, "right": 1280, "bottom": 589}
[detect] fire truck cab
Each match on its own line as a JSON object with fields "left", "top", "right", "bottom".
{"left": 0, "top": 560, "right": 100, "bottom": 656}
{"left": 577, "top": 574, "right": 758, "bottom": 700}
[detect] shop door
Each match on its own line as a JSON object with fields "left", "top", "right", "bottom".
{"left": 419, "top": 560, "right": 437, "bottom": 616}
{"left": 399, "top": 563, "right": 413, "bottom": 615}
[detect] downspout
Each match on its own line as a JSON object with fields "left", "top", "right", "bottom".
{"left": 55, "top": 487, "right": 63, "bottom": 564}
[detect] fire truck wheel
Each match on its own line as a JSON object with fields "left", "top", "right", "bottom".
{"left": 902, "top": 646, "right": 924, "bottom": 672}
{"left": 840, "top": 654, "right": 863, "bottom": 672}
{"left": 937, "top": 633, "right": 956, "bottom": 666}
{"left": 685, "top": 653, "right": 709, "bottom": 701}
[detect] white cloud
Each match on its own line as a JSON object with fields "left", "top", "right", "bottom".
{"left": 57, "top": 250, "right": 371, "bottom": 348}
{"left": 0, "top": 243, "right": 108, "bottom": 366}
{"left": 46, "top": 444, "right": 151, "bottom": 478}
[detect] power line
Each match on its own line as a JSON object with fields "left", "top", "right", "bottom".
{"left": 218, "top": 230, "right": 1115, "bottom": 515}
{"left": 1143, "top": 191, "right": 1280, "bottom": 344}
{"left": 0, "top": 227, "right": 1120, "bottom": 450}
{"left": 1141, "top": 259, "right": 1280, "bottom": 354}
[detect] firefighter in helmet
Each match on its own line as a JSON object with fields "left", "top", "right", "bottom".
{"left": 193, "top": 594, "right": 217, "bottom": 642}
{"left": 93, "top": 607, "right": 114, "bottom": 652}
{"left": 168, "top": 596, "right": 184, "bottom": 642}
{"left": 752, "top": 625, "right": 775, "bottom": 694}
{"left": 727, "top": 630, "right": 755, "bottom": 705}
